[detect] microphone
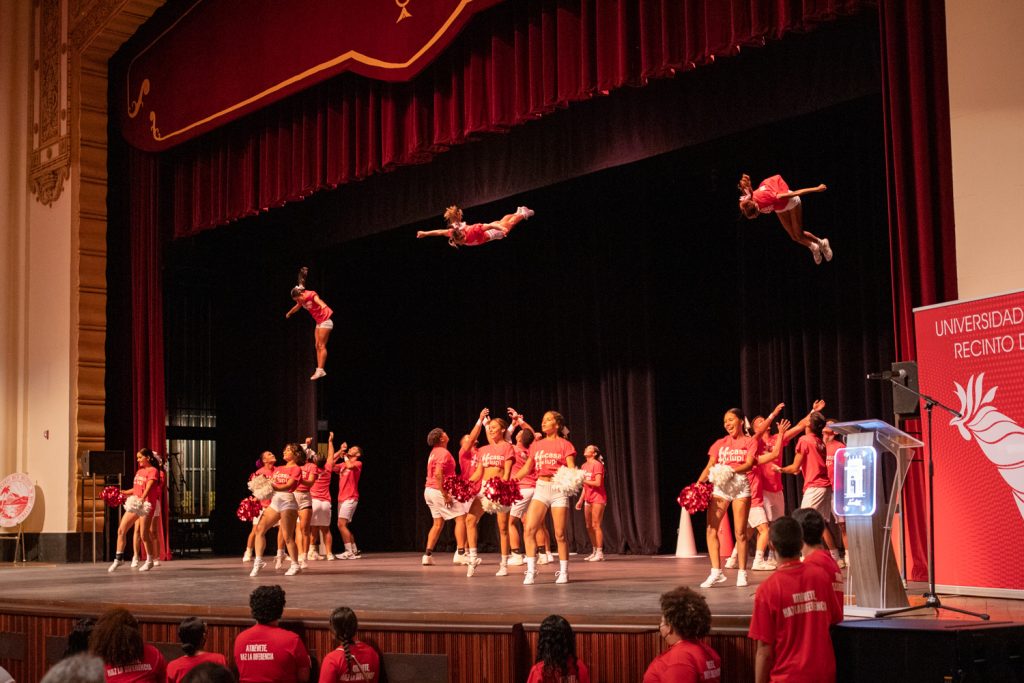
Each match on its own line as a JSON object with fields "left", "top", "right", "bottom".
{"left": 866, "top": 369, "right": 907, "bottom": 381}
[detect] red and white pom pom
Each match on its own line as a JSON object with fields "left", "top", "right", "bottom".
{"left": 481, "top": 477, "right": 522, "bottom": 514}
{"left": 677, "top": 482, "right": 714, "bottom": 514}
{"left": 552, "top": 466, "right": 586, "bottom": 496}
{"left": 101, "top": 485, "right": 126, "bottom": 508}
{"left": 442, "top": 475, "right": 475, "bottom": 503}
{"left": 124, "top": 495, "right": 151, "bottom": 515}
{"left": 236, "top": 496, "right": 262, "bottom": 522}
{"left": 247, "top": 474, "right": 274, "bottom": 501}
{"left": 708, "top": 464, "right": 734, "bottom": 488}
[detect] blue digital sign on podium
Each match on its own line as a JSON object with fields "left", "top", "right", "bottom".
{"left": 833, "top": 446, "right": 877, "bottom": 517}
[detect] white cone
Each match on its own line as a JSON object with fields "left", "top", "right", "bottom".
{"left": 675, "top": 508, "right": 700, "bottom": 558}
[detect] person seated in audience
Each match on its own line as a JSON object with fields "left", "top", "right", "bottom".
{"left": 526, "top": 614, "right": 590, "bottom": 683}
{"left": 40, "top": 654, "right": 105, "bottom": 683}
{"left": 182, "top": 662, "right": 237, "bottom": 683}
{"left": 62, "top": 617, "right": 97, "bottom": 658}
{"left": 88, "top": 608, "right": 166, "bottom": 682}
{"left": 167, "top": 617, "right": 228, "bottom": 683}
{"left": 792, "top": 507, "right": 845, "bottom": 609}
{"left": 233, "top": 585, "right": 310, "bottom": 683}
{"left": 748, "top": 517, "right": 842, "bottom": 683}
{"left": 319, "top": 606, "right": 380, "bottom": 682}
{"left": 644, "top": 586, "right": 721, "bottom": 682}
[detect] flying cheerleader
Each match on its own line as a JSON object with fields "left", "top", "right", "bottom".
{"left": 416, "top": 204, "right": 534, "bottom": 248}
{"left": 738, "top": 174, "right": 833, "bottom": 264}
{"left": 285, "top": 266, "right": 334, "bottom": 380}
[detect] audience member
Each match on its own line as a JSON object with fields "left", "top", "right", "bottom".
{"left": 319, "top": 606, "right": 379, "bottom": 681}
{"left": 167, "top": 617, "right": 228, "bottom": 683}
{"left": 792, "top": 507, "right": 845, "bottom": 608}
{"left": 40, "top": 654, "right": 105, "bottom": 683}
{"left": 748, "top": 517, "right": 842, "bottom": 683}
{"left": 233, "top": 585, "right": 310, "bottom": 683}
{"left": 182, "top": 662, "right": 237, "bottom": 683}
{"left": 644, "top": 587, "right": 721, "bottom": 682}
{"left": 526, "top": 615, "right": 590, "bottom": 683}
{"left": 63, "top": 617, "right": 97, "bottom": 658}
{"left": 88, "top": 608, "right": 166, "bottom": 682}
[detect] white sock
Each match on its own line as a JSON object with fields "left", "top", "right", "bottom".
{"left": 559, "top": 560, "right": 568, "bottom": 573}
{"left": 729, "top": 547, "right": 738, "bottom": 559}
{"left": 755, "top": 550, "right": 764, "bottom": 561}
{"left": 346, "top": 543, "right": 355, "bottom": 553}
{"left": 595, "top": 547, "right": 603, "bottom": 553}
{"left": 526, "top": 556, "right": 536, "bottom": 572}
{"left": 277, "top": 549, "right": 285, "bottom": 557}
{"left": 710, "top": 568, "right": 722, "bottom": 577}
{"left": 500, "top": 555, "right": 508, "bottom": 565}
{"left": 469, "top": 547, "right": 478, "bottom": 558}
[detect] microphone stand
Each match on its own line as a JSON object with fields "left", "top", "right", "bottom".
{"left": 875, "top": 376, "right": 989, "bottom": 620}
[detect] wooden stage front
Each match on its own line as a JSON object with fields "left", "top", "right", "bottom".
{"left": 1, "top": 553, "right": 1019, "bottom": 682}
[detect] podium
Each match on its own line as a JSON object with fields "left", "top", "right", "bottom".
{"left": 827, "top": 420, "right": 922, "bottom": 617}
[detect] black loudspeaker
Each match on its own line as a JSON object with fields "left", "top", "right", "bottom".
{"left": 891, "top": 360, "right": 920, "bottom": 417}
{"left": 86, "top": 450, "right": 126, "bottom": 475}
{"left": 833, "top": 619, "right": 1024, "bottom": 683}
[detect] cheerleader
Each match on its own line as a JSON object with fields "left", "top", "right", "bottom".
{"left": 285, "top": 266, "right": 334, "bottom": 380}
{"left": 416, "top": 204, "right": 534, "bottom": 247}
{"left": 506, "top": 409, "right": 553, "bottom": 566}
{"left": 243, "top": 451, "right": 277, "bottom": 563}
{"left": 421, "top": 428, "right": 466, "bottom": 565}
{"left": 333, "top": 442, "right": 364, "bottom": 560}
{"left": 515, "top": 411, "right": 577, "bottom": 585}
{"left": 293, "top": 442, "right": 319, "bottom": 568}
{"left": 451, "top": 409, "right": 488, "bottom": 564}
{"left": 132, "top": 454, "right": 166, "bottom": 567}
{"left": 695, "top": 409, "right": 758, "bottom": 588}
{"left": 249, "top": 443, "right": 303, "bottom": 577}
{"left": 823, "top": 419, "right": 849, "bottom": 567}
{"left": 465, "top": 418, "right": 517, "bottom": 577}
{"left": 308, "top": 434, "right": 342, "bottom": 561}
{"left": 108, "top": 449, "right": 162, "bottom": 573}
{"left": 319, "top": 607, "right": 380, "bottom": 682}
{"left": 737, "top": 174, "right": 832, "bottom": 264}
{"left": 575, "top": 445, "right": 607, "bottom": 562}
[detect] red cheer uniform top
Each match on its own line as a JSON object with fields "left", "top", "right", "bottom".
{"left": 296, "top": 461, "right": 319, "bottom": 493}
{"left": 103, "top": 644, "right": 166, "bottom": 683}
{"left": 166, "top": 651, "right": 227, "bottom": 683}
{"left": 298, "top": 290, "right": 332, "bottom": 324}
{"left": 271, "top": 464, "right": 301, "bottom": 493}
{"left": 132, "top": 466, "right": 161, "bottom": 505}
{"left": 751, "top": 175, "right": 791, "bottom": 213}
{"left": 824, "top": 437, "right": 843, "bottom": 486}
{"left": 251, "top": 465, "right": 275, "bottom": 508}
{"left": 580, "top": 459, "right": 607, "bottom": 505}
{"left": 747, "top": 560, "right": 843, "bottom": 683}
{"left": 452, "top": 222, "right": 491, "bottom": 246}
{"left": 530, "top": 437, "right": 577, "bottom": 478}
{"left": 309, "top": 464, "right": 332, "bottom": 501}
{"left": 796, "top": 434, "right": 830, "bottom": 491}
{"left": 513, "top": 445, "right": 537, "bottom": 487}
{"left": 335, "top": 460, "right": 363, "bottom": 501}
{"left": 233, "top": 623, "right": 310, "bottom": 683}
{"left": 642, "top": 639, "right": 721, "bottom": 683}
{"left": 425, "top": 447, "right": 455, "bottom": 490}
{"left": 708, "top": 435, "right": 757, "bottom": 471}
{"left": 318, "top": 641, "right": 380, "bottom": 682}
{"left": 477, "top": 441, "right": 515, "bottom": 474}
{"left": 459, "top": 445, "right": 481, "bottom": 494}
{"left": 759, "top": 435, "right": 786, "bottom": 493}
{"left": 526, "top": 658, "right": 591, "bottom": 683}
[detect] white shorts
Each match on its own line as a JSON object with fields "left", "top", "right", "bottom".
{"left": 748, "top": 505, "right": 769, "bottom": 528}
{"left": 485, "top": 228, "right": 505, "bottom": 241}
{"left": 712, "top": 474, "right": 750, "bottom": 502}
{"left": 294, "top": 490, "right": 312, "bottom": 510}
{"left": 531, "top": 479, "right": 569, "bottom": 509}
{"left": 316, "top": 318, "right": 334, "bottom": 330}
{"left": 762, "top": 490, "right": 785, "bottom": 521}
{"left": 776, "top": 195, "right": 802, "bottom": 213}
{"left": 253, "top": 509, "right": 280, "bottom": 528}
{"left": 800, "top": 487, "right": 833, "bottom": 522}
{"left": 310, "top": 499, "right": 332, "bottom": 526}
{"left": 510, "top": 487, "right": 535, "bottom": 519}
{"left": 152, "top": 500, "right": 161, "bottom": 518}
{"left": 270, "top": 491, "right": 298, "bottom": 513}
{"left": 337, "top": 498, "right": 358, "bottom": 522}
{"left": 424, "top": 487, "right": 462, "bottom": 520}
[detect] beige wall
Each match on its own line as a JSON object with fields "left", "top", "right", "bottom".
{"left": 947, "top": 0, "right": 1024, "bottom": 299}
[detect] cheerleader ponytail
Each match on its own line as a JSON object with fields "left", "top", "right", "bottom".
{"left": 290, "top": 266, "right": 309, "bottom": 299}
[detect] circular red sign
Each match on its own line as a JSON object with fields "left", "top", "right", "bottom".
{"left": 0, "top": 473, "right": 36, "bottom": 527}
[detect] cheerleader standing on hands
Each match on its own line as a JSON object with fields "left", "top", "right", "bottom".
{"left": 109, "top": 448, "right": 162, "bottom": 573}
{"left": 250, "top": 443, "right": 304, "bottom": 577}
{"left": 416, "top": 204, "right": 534, "bottom": 247}
{"left": 738, "top": 174, "right": 833, "bottom": 264}
{"left": 575, "top": 445, "right": 607, "bottom": 562}
{"left": 285, "top": 266, "right": 334, "bottom": 380}
{"left": 506, "top": 409, "right": 553, "bottom": 566}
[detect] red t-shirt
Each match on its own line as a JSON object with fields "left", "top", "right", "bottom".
{"left": 759, "top": 435, "right": 787, "bottom": 493}
{"left": 708, "top": 435, "right": 757, "bottom": 470}
{"left": 581, "top": 459, "right": 607, "bottom": 505}
{"left": 309, "top": 465, "right": 331, "bottom": 501}
{"left": 530, "top": 437, "right": 577, "bottom": 477}
{"left": 318, "top": 641, "right": 380, "bottom": 682}
{"left": 271, "top": 464, "right": 301, "bottom": 493}
{"left": 299, "top": 290, "right": 332, "bottom": 324}
{"left": 805, "top": 549, "right": 845, "bottom": 608}
{"left": 166, "top": 652, "right": 228, "bottom": 683}
{"left": 104, "top": 644, "right": 166, "bottom": 683}
{"left": 132, "top": 466, "right": 159, "bottom": 502}
{"left": 462, "top": 223, "right": 490, "bottom": 246}
{"left": 477, "top": 441, "right": 515, "bottom": 472}
{"left": 335, "top": 460, "right": 363, "bottom": 501}
{"left": 425, "top": 447, "right": 455, "bottom": 490}
{"left": 234, "top": 624, "right": 311, "bottom": 683}
{"left": 824, "top": 438, "right": 843, "bottom": 486}
{"left": 747, "top": 560, "right": 843, "bottom": 682}
{"left": 251, "top": 465, "right": 275, "bottom": 508}
{"left": 526, "top": 658, "right": 591, "bottom": 683}
{"left": 296, "top": 462, "right": 319, "bottom": 493}
{"left": 748, "top": 441, "right": 765, "bottom": 506}
{"left": 751, "top": 175, "right": 791, "bottom": 213}
{"left": 642, "top": 640, "right": 721, "bottom": 683}
{"left": 796, "top": 435, "right": 830, "bottom": 491}
{"left": 513, "top": 445, "right": 537, "bottom": 487}
{"left": 459, "top": 446, "right": 481, "bottom": 494}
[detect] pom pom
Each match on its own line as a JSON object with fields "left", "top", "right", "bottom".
{"left": 124, "top": 495, "right": 151, "bottom": 515}
{"left": 236, "top": 496, "right": 262, "bottom": 522}
{"left": 101, "top": 485, "right": 126, "bottom": 508}
{"left": 708, "top": 464, "right": 735, "bottom": 488}
{"left": 677, "top": 482, "right": 713, "bottom": 513}
{"left": 552, "top": 466, "right": 586, "bottom": 496}
{"left": 481, "top": 477, "right": 522, "bottom": 514}
{"left": 247, "top": 474, "right": 274, "bottom": 501}
{"left": 442, "top": 475, "right": 476, "bottom": 503}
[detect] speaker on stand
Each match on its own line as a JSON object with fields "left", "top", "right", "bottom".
{"left": 890, "top": 360, "right": 919, "bottom": 586}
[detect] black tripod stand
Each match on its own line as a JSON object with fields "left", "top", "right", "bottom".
{"left": 878, "top": 377, "right": 989, "bottom": 620}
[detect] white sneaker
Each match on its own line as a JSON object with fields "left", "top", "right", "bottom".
{"left": 453, "top": 551, "right": 470, "bottom": 565}
{"left": 590, "top": 551, "right": 605, "bottom": 562}
{"left": 517, "top": 206, "right": 535, "bottom": 218}
{"left": 326, "top": 552, "right": 335, "bottom": 561}
{"left": 751, "top": 558, "right": 776, "bottom": 571}
{"left": 537, "top": 554, "right": 550, "bottom": 565}
{"left": 523, "top": 571, "right": 536, "bottom": 585}
{"left": 153, "top": 560, "right": 161, "bottom": 567}
{"left": 421, "top": 554, "right": 434, "bottom": 566}
{"left": 724, "top": 555, "right": 738, "bottom": 569}
{"left": 310, "top": 368, "right": 327, "bottom": 380}
{"left": 555, "top": 571, "right": 568, "bottom": 584}
{"left": 298, "top": 559, "right": 308, "bottom": 570}
{"left": 737, "top": 570, "right": 749, "bottom": 587}
{"left": 547, "top": 552, "right": 555, "bottom": 563}
{"left": 466, "top": 557, "right": 481, "bottom": 577}
{"left": 249, "top": 559, "right": 266, "bottom": 577}
{"left": 138, "top": 560, "right": 154, "bottom": 572}
{"left": 820, "top": 239, "right": 833, "bottom": 262}
{"left": 336, "top": 550, "right": 354, "bottom": 560}
{"left": 307, "top": 548, "right": 317, "bottom": 561}
{"left": 699, "top": 570, "right": 727, "bottom": 588}
{"left": 810, "top": 242, "right": 823, "bottom": 264}
{"left": 507, "top": 553, "right": 524, "bottom": 566}
{"left": 274, "top": 554, "right": 285, "bottom": 570}
{"left": 130, "top": 558, "right": 139, "bottom": 568}
{"left": 348, "top": 550, "right": 361, "bottom": 559}
{"left": 495, "top": 565, "right": 508, "bottom": 577}
{"left": 108, "top": 559, "right": 123, "bottom": 573}
{"left": 583, "top": 551, "right": 596, "bottom": 561}
{"left": 284, "top": 563, "right": 301, "bottom": 576}
{"left": 242, "top": 550, "right": 252, "bottom": 563}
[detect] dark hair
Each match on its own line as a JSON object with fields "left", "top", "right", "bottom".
{"left": 285, "top": 443, "right": 306, "bottom": 466}
{"left": 659, "top": 586, "right": 712, "bottom": 640}
{"left": 329, "top": 606, "right": 363, "bottom": 676}
{"left": 314, "top": 451, "right": 328, "bottom": 468}
{"left": 88, "top": 608, "right": 143, "bottom": 668}
{"left": 769, "top": 517, "right": 804, "bottom": 560}
{"left": 290, "top": 266, "right": 309, "bottom": 299}
{"left": 181, "top": 662, "right": 237, "bottom": 683}
{"left": 178, "top": 616, "right": 206, "bottom": 656}
{"left": 586, "top": 444, "right": 605, "bottom": 465}
{"left": 427, "top": 428, "right": 445, "bottom": 447}
{"left": 519, "top": 427, "right": 536, "bottom": 448}
{"left": 791, "top": 507, "right": 826, "bottom": 547}
{"left": 536, "top": 614, "right": 578, "bottom": 680}
{"left": 138, "top": 448, "right": 161, "bottom": 468}
{"left": 249, "top": 585, "right": 286, "bottom": 624}
{"left": 63, "top": 617, "right": 97, "bottom": 658}
{"left": 807, "top": 411, "right": 826, "bottom": 437}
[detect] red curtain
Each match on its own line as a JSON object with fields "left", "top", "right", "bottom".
{"left": 130, "top": 148, "right": 170, "bottom": 560}
{"left": 168, "top": 0, "right": 870, "bottom": 237}
{"left": 879, "top": 0, "right": 958, "bottom": 581}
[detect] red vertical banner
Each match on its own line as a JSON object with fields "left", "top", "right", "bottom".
{"left": 914, "top": 290, "right": 1024, "bottom": 594}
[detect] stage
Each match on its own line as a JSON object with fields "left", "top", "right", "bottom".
{"left": 2, "top": 553, "right": 1022, "bottom": 682}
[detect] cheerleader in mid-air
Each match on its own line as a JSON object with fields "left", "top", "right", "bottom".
{"left": 738, "top": 173, "right": 833, "bottom": 264}
{"left": 416, "top": 204, "right": 534, "bottom": 247}
{"left": 285, "top": 266, "right": 334, "bottom": 380}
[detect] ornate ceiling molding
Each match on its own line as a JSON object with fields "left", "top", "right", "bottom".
{"left": 29, "top": 0, "right": 70, "bottom": 207}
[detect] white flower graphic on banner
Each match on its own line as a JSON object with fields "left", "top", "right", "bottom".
{"left": 950, "top": 373, "right": 1024, "bottom": 519}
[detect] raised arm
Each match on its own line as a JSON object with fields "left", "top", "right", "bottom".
{"left": 464, "top": 408, "right": 488, "bottom": 448}
{"left": 753, "top": 403, "right": 785, "bottom": 439}
{"left": 758, "top": 419, "right": 791, "bottom": 465}
{"left": 778, "top": 183, "right": 827, "bottom": 199}
{"left": 417, "top": 228, "right": 451, "bottom": 239}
